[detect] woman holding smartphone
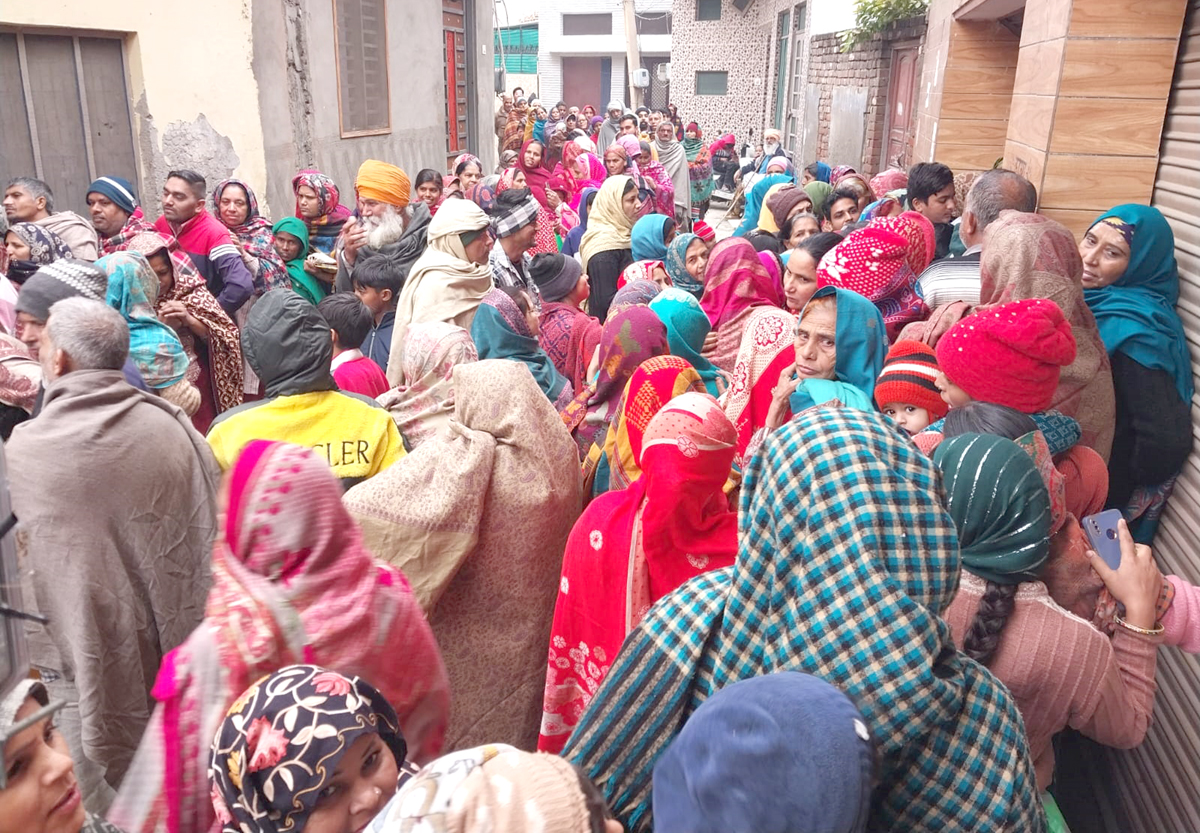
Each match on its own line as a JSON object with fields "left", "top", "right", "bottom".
{"left": 934, "top": 434, "right": 1164, "bottom": 824}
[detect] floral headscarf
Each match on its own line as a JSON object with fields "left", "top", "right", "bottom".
{"left": 7, "top": 221, "right": 72, "bottom": 263}
{"left": 291, "top": 169, "right": 352, "bottom": 228}
{"left": 210, "top": 665, "right": 409, "bottom": 833}
{"left": 212, "top": 179, "right": 290, "bottom": 294}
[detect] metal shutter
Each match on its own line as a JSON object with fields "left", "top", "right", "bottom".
{"left": 1082, "top": 3, "right": 1200, "bottom": 830}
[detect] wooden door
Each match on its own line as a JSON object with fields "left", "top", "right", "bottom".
{"left": 883, "top": 44, "right": 919, "bottom": 170}
{"left": 444, "top": 0, "right": 469, "bottom": 167}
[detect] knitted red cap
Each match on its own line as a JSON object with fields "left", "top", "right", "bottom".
{"left": 692, "top": 220, "right": 716, "bottom": 242}
{"left": 936, "top": 298, "right": 1077, "bottom": 413}
{"left": 874, "top": 340, "right": 948, "bottom": 420}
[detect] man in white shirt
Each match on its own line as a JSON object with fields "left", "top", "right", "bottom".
{"left": 917, "top": 169, "right": 1038, "bottom": 307}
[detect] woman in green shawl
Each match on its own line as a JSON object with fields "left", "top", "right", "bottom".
{"left": 1080, "top": 204, "right": 1193, "bottom": 543}
{"left": 683, "top": 123, "right": 714, "bottom": 221}
{"left": 271, "top": 216, "right": 327, "bottom": 305}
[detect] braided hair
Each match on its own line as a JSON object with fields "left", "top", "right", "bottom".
{"left": 960, "top": 581, "right": 1019, "bottom": 666}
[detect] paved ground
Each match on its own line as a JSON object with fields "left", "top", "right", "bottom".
{"left": 704, "top": 190, "right": 742, "bottom": 240}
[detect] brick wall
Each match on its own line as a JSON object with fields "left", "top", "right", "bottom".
{"left": 806, "top": 16, "right": 925, "bottom": 176}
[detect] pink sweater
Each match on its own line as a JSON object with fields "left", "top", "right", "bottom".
{"left": 1164, "top": 575, "right": 1200, "bottom": 653}
{"left": 944, "top": 573, "right": 1161, "bottom": 790}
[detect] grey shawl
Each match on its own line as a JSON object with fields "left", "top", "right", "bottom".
{"left": 6, "top": 369, "right": 219, "bottom": 788}
{"left": 654, "top": 136, "right": 692, "bottom": 216}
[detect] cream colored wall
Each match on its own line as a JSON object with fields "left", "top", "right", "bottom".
{"left": 1, "top": 0, "right": 267, "bottom": 211}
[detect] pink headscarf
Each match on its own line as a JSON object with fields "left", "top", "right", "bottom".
{"left": 870, "top": 168, "right": 909, "bottom": 199}
{"left": 109, "top": 441, "right": 450, "bottom": 833}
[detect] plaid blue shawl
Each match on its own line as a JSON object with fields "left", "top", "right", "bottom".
{"left": 564, "top": 407, "right": 1045, "bottom": 832}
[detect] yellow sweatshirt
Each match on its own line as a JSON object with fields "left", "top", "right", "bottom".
{"left": 208, "top": 390, "right": 404, "bottom": 484}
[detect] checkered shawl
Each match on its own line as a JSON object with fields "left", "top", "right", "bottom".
{"left": 490, "top": 194, "right": 540, "bottom": 239}
{"left": 563, "top": 407, "right": 1046, "bottom": 832}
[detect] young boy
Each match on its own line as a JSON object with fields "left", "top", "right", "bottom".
{"left": 351, "top": 256, "right": 404, "bottom": 373}
{"left": 318, "top": 293, "right": 390, "bottom": 398}
{"left": 874, "top": 340, "right": 948, "bottom": 436}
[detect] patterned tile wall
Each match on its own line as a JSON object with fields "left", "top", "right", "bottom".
{"left": 668, "top": 0, "right": 800, "bottom": 148}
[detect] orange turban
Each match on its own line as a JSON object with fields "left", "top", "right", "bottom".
{"left": 355, "top": 159, "right": 410, "bottom": 207}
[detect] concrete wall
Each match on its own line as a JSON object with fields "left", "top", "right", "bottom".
{"left": 256, "top": 0, "right": 496, "bottom": 220}
{"left": 805, "top": 17, "right": 926, "bottom": 176}
{"left": 669, "top": 0, "right": 783, "bottom": 144}
{"left": 1, "top": 0, "right": 265, "bottom": 215}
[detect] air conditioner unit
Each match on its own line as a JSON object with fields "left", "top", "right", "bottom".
{"left": 732, "top": 0, "right": 754, "bottom": 10}
{"left": 656, "top": 63, "right": 670, "bottom": 83}
{"left": 632, "top": 68, "right": 651, "bottom": 88}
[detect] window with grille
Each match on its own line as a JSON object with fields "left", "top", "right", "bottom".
{"left": 695, "top": 71, "right": 728, "bottom": 95}
{"left": 563, "top": 13, "right": 613, "bottom": 36}
{"left": 0, "top": 30, "right": 137, "bottom": 217}
{"left": 697, "top": 0, "right": 722, "bottom": 21}
{"left": 333, "top": 0, "right": 391, "bottom": 136}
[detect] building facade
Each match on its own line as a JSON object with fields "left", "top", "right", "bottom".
{"left": 0, "top": 0, "right": 496, "bottom": 222}
{"left": 669, "top": 0, "right": 919, "bottom": 176}
{"left": 535, "top": 0, "right": 672, "bottom": 111}
{"left": 496, "top": 20, "right": 539, "bottom": 101}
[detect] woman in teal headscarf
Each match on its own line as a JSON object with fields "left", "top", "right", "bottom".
{"left": 663, "top": 232, "right": 708, "bottom": 298}
{"left": 733, "top": 173, "right": 792, "bottom": 238}
{"left": 631, "top": 214, "right": 675, "bottom": 262}
{"left": 649, "top": 288, "right": 727, "bottom": 398}
{"left": 470, "top": 287, "right": 574, "bottom": 411}
{"left": 271, "top": 216, "right": 326, "bottom": 305}
{"left": 1080, "top": 204, "right": 1193, "bottom": 543}
{"left": 759, "top": 286, "right": 886, "bottom": 436}
{"left": 96, "top": 251, "right": 199, "bottom": 414}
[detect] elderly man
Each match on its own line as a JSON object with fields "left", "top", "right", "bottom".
{"left": 207, "top": 289, "right": 404, "bottom": 484}
{"left": 917, "top": 169, "right": 1037, "bottom": 306}
{"left": 87, "top": 175, "right": 155, "bottom": 254}
{"left": 739, "top": 128, "right": 791, "bottom": 181}
{"left": 598, "top": 101, "right": 625, "bottom": 150}
{"left": 487, "top": 187, "right": 541, "bottom": 302}
{"left": 14, "top": 260, "right": 149, "bottom": 402}
{"left": 335, "top": 159, "right": 431, "bottom": 293}
{"left": 3, "top": 176, "right": 99, "bottom": 259}
{"left": 387, "top": 197, "right": 496, "bottom": 385}
{"left": 153, "top": 169, "right": 253, "bottom": 316}
{"left": 7, "top": 296, "right": 218, "bottom": 806}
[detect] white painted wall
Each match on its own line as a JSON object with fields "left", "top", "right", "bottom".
{"left": 809, "top": 0, "right": 857, "bottom": 36}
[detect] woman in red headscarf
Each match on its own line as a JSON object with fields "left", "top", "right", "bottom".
{"left": 539, "top": 391, "right": 738, "bottom": 754}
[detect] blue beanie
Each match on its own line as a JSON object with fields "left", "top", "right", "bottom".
{"left": 86, "top": 176, "right": 138, "bottom": 215}
{"left": 652, "top": 673, "right": 874, "bottom": 833}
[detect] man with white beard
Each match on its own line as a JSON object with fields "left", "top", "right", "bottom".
{"left": 738, "top": 128, "right": 792, "bottom": 183}
{"left": 334, "top": 159, "right": 430, "bottom": 293}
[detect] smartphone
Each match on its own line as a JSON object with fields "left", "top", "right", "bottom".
{"left": 1083, "top": 509, "right": 1125, "bottom": 571}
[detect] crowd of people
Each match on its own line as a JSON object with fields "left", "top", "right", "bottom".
{"left": 1, "top": 86, "right": 1199, "bottom": 833}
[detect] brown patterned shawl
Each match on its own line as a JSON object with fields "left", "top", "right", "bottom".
{"left": 344, "top": 360, "right": 582, "bottom": 751}
{"left": 125, "top": 232, "right": 245, "bottom": 412}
